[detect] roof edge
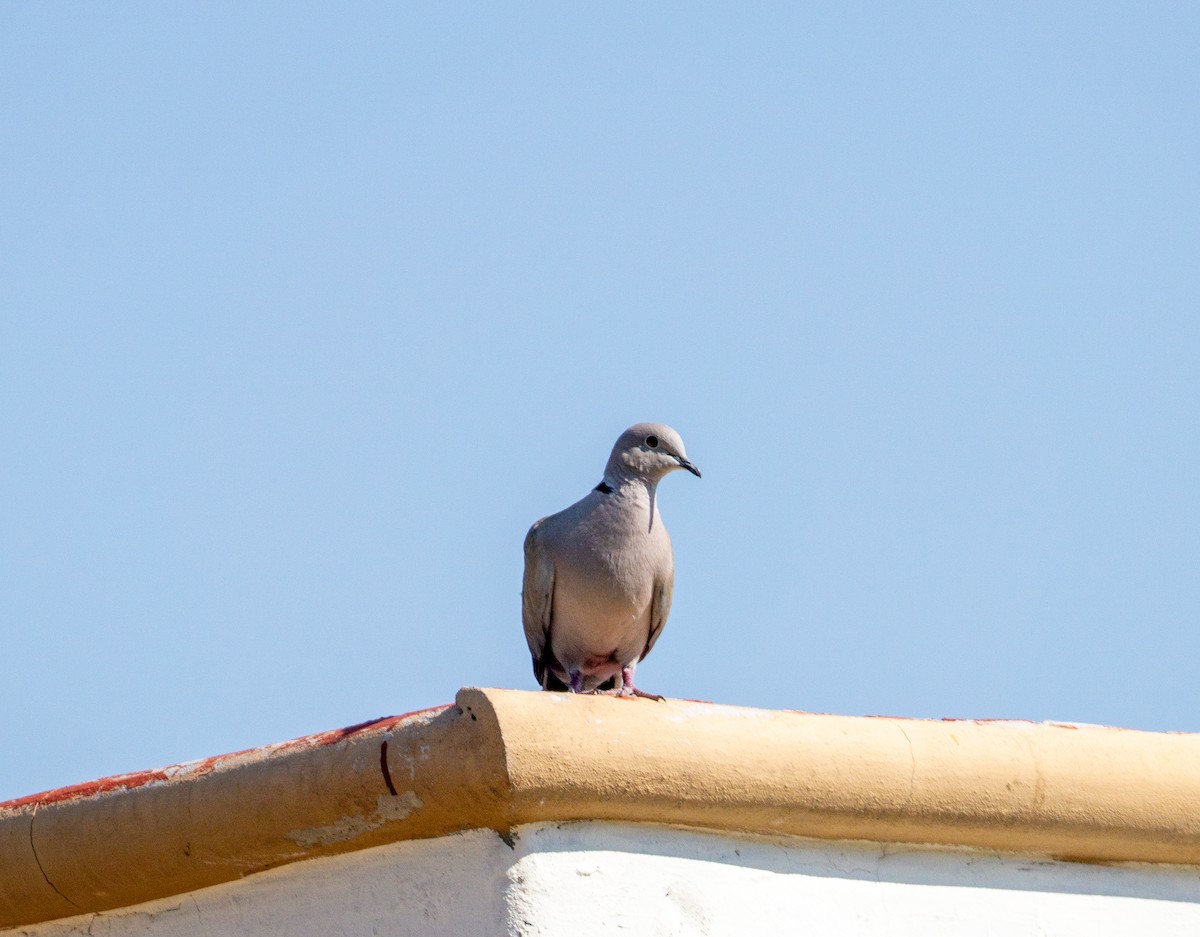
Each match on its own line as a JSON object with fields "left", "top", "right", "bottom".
{"left": 3, "top": 688, "right": 1200, "bottom": 928}
{"left": 484, "top": 688, "right": 1200, "bottom": 865}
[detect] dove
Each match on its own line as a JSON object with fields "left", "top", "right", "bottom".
{"left": 521, "top": 423, "right": 700, "bottom": 698}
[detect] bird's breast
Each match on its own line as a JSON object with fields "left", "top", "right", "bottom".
{"left": 540, "top": 488, "right": 674, "bottom": 674}
{"left": 564, "top": 515, "right": 668, "bottom": 601}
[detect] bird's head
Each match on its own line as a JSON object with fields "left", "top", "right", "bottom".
{"left": 605, "top": 422, "right": 701, "bottom": 483}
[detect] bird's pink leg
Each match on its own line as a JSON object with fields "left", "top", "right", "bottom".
{"left": 595, "top": 664, "right": 664, "bottom": 701}
{"left": 623, "top": 665, "right": 664, "bottom": 701}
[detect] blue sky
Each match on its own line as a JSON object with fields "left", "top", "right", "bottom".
{"left": 2, "top": 4, "right": 1197, "bottom": 802}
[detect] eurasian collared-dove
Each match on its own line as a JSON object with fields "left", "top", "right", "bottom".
{"left": 522, "top": 423, "right": 700, "bottom": 698}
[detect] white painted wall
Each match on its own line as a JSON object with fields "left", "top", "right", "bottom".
{"left": 11, "top": 822, "right": 1200, "bottom": 936}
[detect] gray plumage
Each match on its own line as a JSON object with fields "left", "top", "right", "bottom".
{"left": 522, "top": 423, "right": 700, "bottom": 697}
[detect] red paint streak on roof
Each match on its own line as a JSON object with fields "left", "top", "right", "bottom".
{"left": 0, "top": 704, "right": 452, "bottom": 814}
{"left": 1, "top": 768, "right": 176, "bottom": 811}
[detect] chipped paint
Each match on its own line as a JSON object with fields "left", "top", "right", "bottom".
{"left": 1, "top": 769, "right": 174, "bottom": 811}
{"left": 286, "top": 792, "right": 424, "bottom": 849}
{"left": 0, "top": 705, "right": 450, "bottom": 816}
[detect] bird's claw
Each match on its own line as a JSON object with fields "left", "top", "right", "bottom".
{"left": 592, "top": 686, "right": 665, "bottom": 701}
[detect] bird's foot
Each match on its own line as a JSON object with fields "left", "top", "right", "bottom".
{"left": 593, "top": 682, "right": 665, "bottom": 701}
{"left": 568, "top": 670, "right": 584, "bottom": 693}
{"left": 612, "top": 665, "right": 664, "bottom": 700}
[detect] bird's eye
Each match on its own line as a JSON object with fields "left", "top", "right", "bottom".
{"left": 645, "top": 435, "right": 659, "bottom": 448}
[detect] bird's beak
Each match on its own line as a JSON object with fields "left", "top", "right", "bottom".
{"left": 677, "top": 457, "right": 702, "bottom": 478}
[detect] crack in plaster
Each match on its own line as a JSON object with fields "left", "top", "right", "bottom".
{"left": 28, "top": 806, "right": 80, "bottom": 910}
{"left": 380, "top": 739, "right": 399, "bottom": 796}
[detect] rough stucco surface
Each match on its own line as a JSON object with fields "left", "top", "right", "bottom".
{"left": 507, "top": 822, "right": 1200, "bottom": 936}
{"left": 4, "top": 829, "right": 513, "bottom": 937}
{"left": 9, "top": 822, "right": 1200, "bottom": 937}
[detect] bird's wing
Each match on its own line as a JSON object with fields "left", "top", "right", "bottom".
{"left": 641, "top": 571, "right": 673, "bottom": 660}
{"left": 521, "top": 518, "right": 556, "bottom": 676}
